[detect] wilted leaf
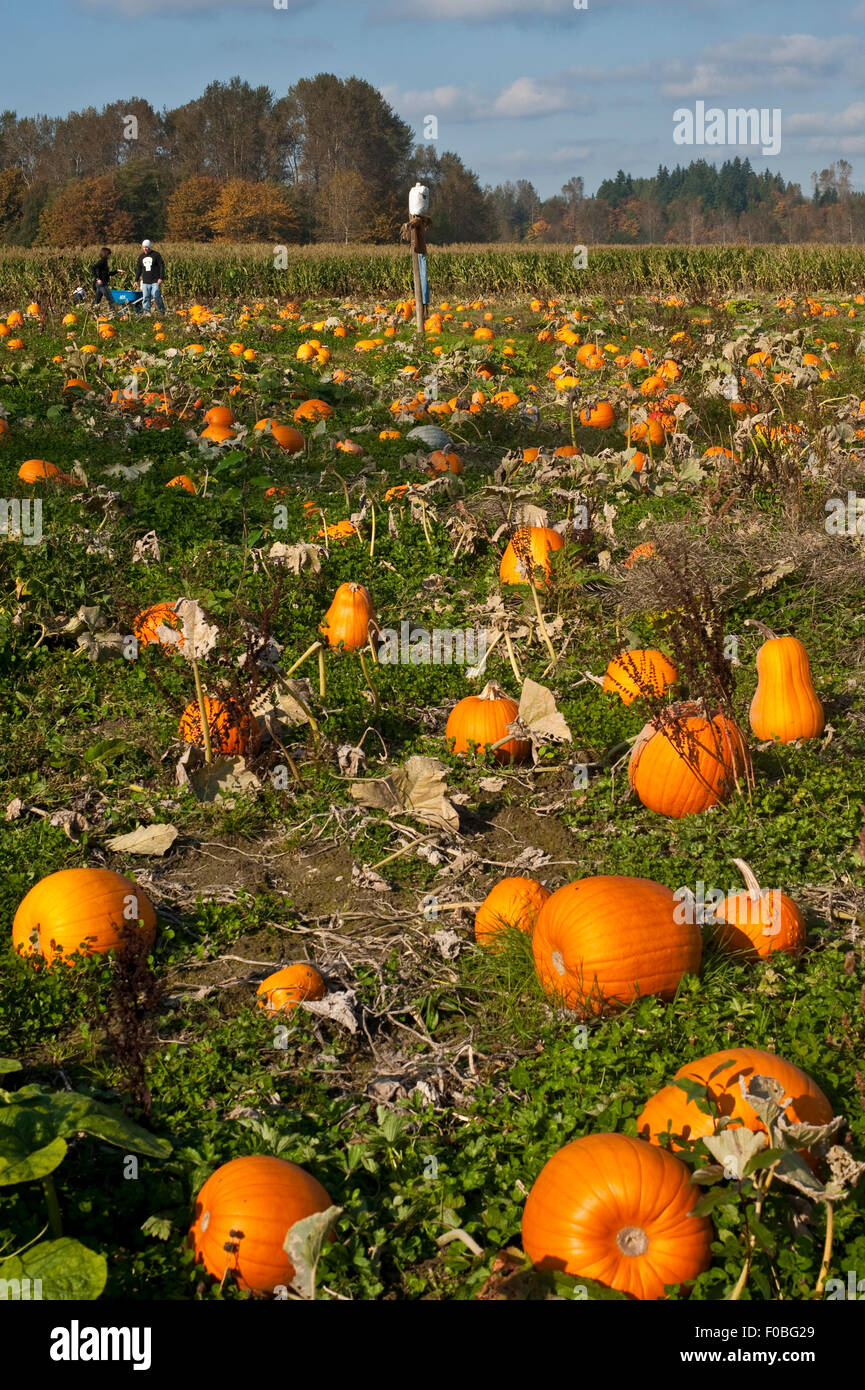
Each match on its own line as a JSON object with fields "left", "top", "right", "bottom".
{"left": 267, "top": 541, "right": 323, "bottom": 574}
{"left": 301, "top": 990, "right": 359, "bottom": 1034}
{"left": 106, "top": 823, "right": 178, "bottom": 856}
{"left": 132, "top": 531, "right": 160, "bottom": 564}
{"left": 518, "top": 679, "right": 572, "bottom": 745}
{"left": 282, "top": 1206, "right": 343, "bottom": 1300}
{"left": 351, "top": 756, "right": 459, "bottom": 833}
{"left": 173, "top": 598, "right": 219, "bottom": 661}
{"left": 702, "top": 1127, "right": 767, "bottom": 1180}
{"left": 352, "top": 864, "right": 391, "bottom": 892}
{"left": 178, "top": 753, "right": 262, "bottom": 802}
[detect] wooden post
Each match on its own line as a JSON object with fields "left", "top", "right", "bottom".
{"left": 412, "top": 245, "right": 425, "bottom": 334}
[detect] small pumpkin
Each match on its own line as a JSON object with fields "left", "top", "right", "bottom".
{"left": 602, "top": 649, "right": 677, "bottom": 706}
{"left": 17, "top": 459, "right": 78, "bottom": 485}
{"left": 749, "top": 634, "right": 824, "bottom": 743}
{"left": 256, "top": 964, "right": 326, "bottom": 1013}
{"left": 178, "top": 696, "right": 258, "bottom": 757}
{"left": 474, "top": 877, "right": 550, "bottom": 946}
{"left": 319, "top": 582, "right": 375, "bottom": 651}
{"left": 637, "top": 1047, "right": 833, "bottom": 1151}
{"left": 133, "top": 602, "right": 184, "bottom": 651}
{"left": 189, "top": 1155, "right": 334, "bottom": 1294}
{"left": 446, "top": 680, "right": 531, "bottom": 765}
{"left": 628, "top": 701, "right": 748, "bottom": 819}
{"left": 711, "top": 858, "right": 805, "bottom": 960}
{"left": 521, "top": 1132, "right": 712, "bottom": 1301}
{"left": 267, "top": 424, "right": 305, "bottom": 452}
{"left": 204, "top": 405, "right": 234, "bottom": 427}
{"left": 532, "top": 875, "right": 702, "bottom": 1016}
{"left": 167, "top": 475, "right": 196, "bottom": 493}
{"left": 12, "top": 868, "right": 156, "bottom": 965}
{"left": 499, "top": 526, "right": 564, "bottom": 588}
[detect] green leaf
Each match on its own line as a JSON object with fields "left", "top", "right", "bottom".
{"left": 0, "top": 1060, "right": 21, "bottom": 1076}
{"left": 0, "top": 1135, "right": 67, "bottom": 1185}
{"left": 0, "top": 1239, "right": 106, "bottom": 1300}
{"left": 692, "top": 1186, "right": 740, "bottom": 1217}
{"left": 749, "top": 1218, "right": 776, "bottom": 1256}
{"left": 0, "top": 1093, "right": 170, "bottom": 1160}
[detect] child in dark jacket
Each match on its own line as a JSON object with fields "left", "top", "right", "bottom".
{"left": 92, "top": 248, "right": 118, "bottom": 308}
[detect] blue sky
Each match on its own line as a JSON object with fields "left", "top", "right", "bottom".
{"left": 7, "top": 0, "right": 865, "bottom": 196}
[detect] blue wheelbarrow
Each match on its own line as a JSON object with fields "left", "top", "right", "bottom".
{"left": 110, "top": 287, "right": 143, "bottom": 314}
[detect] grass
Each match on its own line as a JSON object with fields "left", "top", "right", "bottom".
{"left": 0, "top": 265, "right": 864, "bottom": 1301}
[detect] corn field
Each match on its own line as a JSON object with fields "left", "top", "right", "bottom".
{"left": 3, "top": 242, "right": 865, "bottom": 305}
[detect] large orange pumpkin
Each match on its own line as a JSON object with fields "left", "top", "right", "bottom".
{"left": 474, "top": 877, "right": 550, "bottom": 945}
{"left": 532, "top": 875, "right": 702, "bottom": 1016}
{"left": 178, "top": 696, "right": 258, "bottom": 757}
{"left": 628, "top": 702, "right": 748, "bottom": 818}
{"left": 256, "top": 964, "right": 326, "bottom": 1014}
{"left": 499, "top": 526, "right": 563, "bottom": 588}
{"left": 711, "top": 859, "right": 806, "bottom": 960}
{"left": 319, "top": 582, "right": 375, "bottom": 651}
{"left": 522, "top": 1133, "right": 712, "bottom": 1300}
{"left": 445, "top": 680, "right": 531, "bottom": 765}
{"left": 190, "top": 1155, "right": 334, "bottom": 1294}
{"left": 12, "top": 868, "right": 157, "bottom": 965}
{"left": 637, "top": 1047, "right": 833, "bottom": 1151}
{"left": 602, "top": 649, "right": 677, "bottom": 705}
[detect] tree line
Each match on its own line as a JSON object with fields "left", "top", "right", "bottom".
{"left": 0, "top": 76, "right": 861, "bottom": 247}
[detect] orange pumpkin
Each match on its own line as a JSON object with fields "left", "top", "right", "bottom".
{"left": 190, "top": 1155, "right": 334, "bottom": 1295}
{"left": 446, "top": 680, "right": 530, "bottom": 765}
{"left": 602, "top": 650, "right": 677, "bottom": 705}
{"left": 12, "top": 868, "right": 156, "bottom": 965}
{"left": 474, "top": 877, "right": 551, "bottom": 945}
{"left": 256, "top": 964, "right": 326, "bottom": 1013}
{"left": 293, "top": 399, "right": 333, "bottom": 423}
{"left": 637, "top": 1047, "right": 833, "bottom": 1151}
{"left": 579, "top": 401, "right": 615, "bottom": 429}
{"left": 499, "top": 526, "right": 564, "bottom": 588}
{"left": 749, "top": 635, "right": 824, "bottom": 743}
{"left": 628, "top": 703, "right": 748, "bottom": 818}
{"left": 319, "top": 582, "right": 375, "bottom": 651}
{"left": 201, "top": 423, "right": 235, "bottom": 443}
{"left": 133, "top": 602, "right": 184, "bottom": 651}
{"left": 167, "top": 475, "right": 196, "bottom": 493}
{"left": 522, "top": 1133, "right": 712, "bottom": 1300}
{"left": 428, "top": 449, "right": 463, "bottom": 475}
{"left": 204, "top": 405, "right": 234, "bottom": 427}
{"left": 532, "top": 875, "right": 702, "bottom": 1016}
{"left": 711, "top": 859, "right": 806, "bottom": 960}
{"left": 178, "top": 696, "right": 258, "bottom": 757}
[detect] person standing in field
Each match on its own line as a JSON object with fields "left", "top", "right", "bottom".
{"left": 136, "top": 239, "right": 166, "bottom": 314}
{"left": 92, "top": 247, "right": 118, "bottom": 309}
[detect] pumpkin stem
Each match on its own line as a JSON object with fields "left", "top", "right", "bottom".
{"left": 732, "top": 857, "right": 762, "bottom": 902}
{"left": 192, "top": 660, "right": 213, "bottom": 766}
{"left": 744, "top": 618, "right": 778, "bottom": 641}
{"left": 479, "top": 680, "right": 507, "bottom": 701}
{"left": 616, "top": 1226, "right": 649, "bottom": 1257}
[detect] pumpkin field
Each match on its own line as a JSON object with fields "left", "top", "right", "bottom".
{"left": 2, "top": 250, "right": 865, "bottom": 1307}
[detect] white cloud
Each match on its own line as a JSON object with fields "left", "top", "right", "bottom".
{"left": 80, "top": 0, "right": 314, "bottom": 16}
{"left": 786, "top": 103, "right": 865, "bottom": 134}
{"left": 660, "top": 34, "right": 861, "bottom": 98}
{"left": 382, "top": 75, "right": 589, "bottom": 124}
